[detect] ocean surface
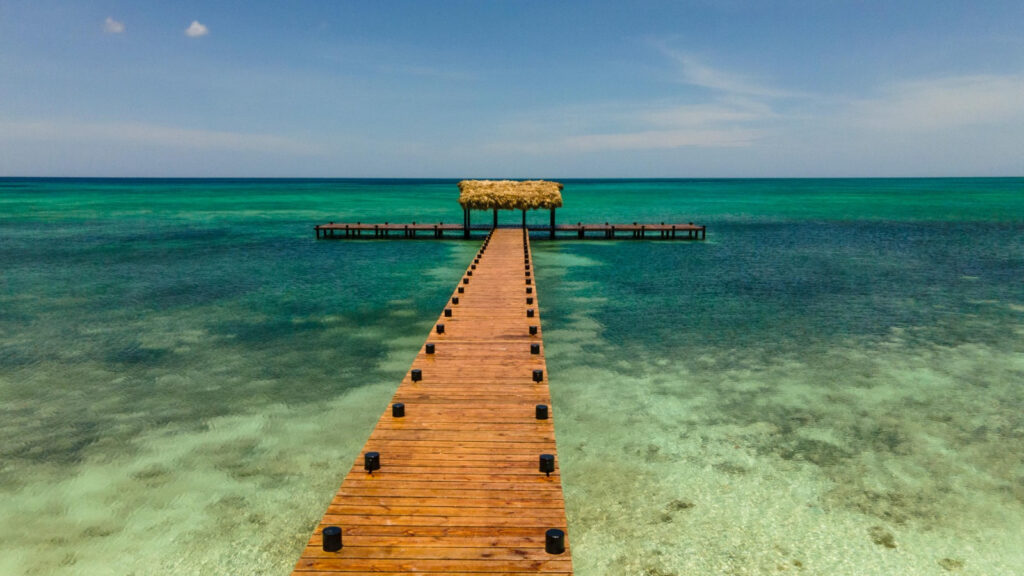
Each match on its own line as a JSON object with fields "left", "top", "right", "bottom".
{"left": 1, "top": 178, "right": 1022, "bottom": 575}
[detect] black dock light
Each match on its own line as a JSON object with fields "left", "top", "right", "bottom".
{"left": 458, "top": 287, "right": 465, "bottom": 294}
{"left": 526, "top": 297, "right": 534, "bottom": 305}
{"left": 322, "top": 526, "right": 343, "bottom": 552}
{"left": 526, "top": 279, "right": 532, "bottom": 285}
{"left": 471, "top": 264, "right": 476, "bottom": 270}
{"left": 545, "top": 529, "right": 566, "bottom": 554}
{"left": 425, "top": 343, "right": 435, "bottom": 354}
{"left": 474, "top": 258, "right": 479, "bottom": 264}
{"left": 444, "top": 308, "right": 453, "bottom": 317}
{"left": 452, "top": 296, "right": 459, "bottom": 305}
{"left": 531, "top": 343, "right": 540, "bottom": 355}
{"left": 392, "top": 403, "right": 405, "bottom": 417}
{"left": 527, "top": 308, "right": 535, "bottom": 318}
{"left": 526, "top": 264, "right": 530, "bottom": 270}
{"left": 436, "top": 323, "right": 445, "bottom": 334}
{"left": 529, "top": 325, "right": 538, "bottom": 335}
{"left": 536, "top": 404, "right": 549, "bottom": 420}
{"left": 527, "top": 287, "right": 533, "bottom": 294}
{"left": 411, "top": 369, "right": 422, "bottom": 382}
{"left": 463, "top": 277, "right": 470, "bottom": 284}
{"left": 364, "top": 451, "right": 380, "bottom": 473}
{"left": 533, "top": 369, "right": 544, "bottom": 382}
{"left": 526, "top": 271, "right": 531, "bottom": 277}
{"left": 467, "top": 270, "right": 473, "bottom": 276}
{"left": 539, "top": 454, "right": 555, "bottom": 476}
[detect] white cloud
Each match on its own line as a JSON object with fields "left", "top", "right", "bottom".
{"left": 845, "top": 75, "right": 1024, "bottom": 132}
{"left": 479, "top": 46, "right": 797, "bottom": 154}
{"left": 104, "top": 17, "right": 125, "bottom": 34}
{"left": 485, "top": 98, "right": 769, "bottom": 155}
{"left": 562, "top": 128, "right": 761, "bottom": 151}
{"left": 185, "top": 21, "right": 209, "bottom": 38}
{"left": 0, "top": 120, "right": 319, "bottom": 155}
{"left": 652, "top": 43, "right": 802, "bottom": 99}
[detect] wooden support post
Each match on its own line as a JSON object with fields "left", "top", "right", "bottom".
{"left": 493, "top": 208, "right": 498, "bottom": 229}
{"left": 550, "top": 208, "right": 555, "bottom": 239}
{"left": 522, "top": 210, "right": 526, "bottom": 229}
{"left": 464, "top": 208, "right": 471, "bottom": 239}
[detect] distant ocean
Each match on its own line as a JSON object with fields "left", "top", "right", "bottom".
{"left": 1, "top": 178, "right": 1022, "bottom": 575}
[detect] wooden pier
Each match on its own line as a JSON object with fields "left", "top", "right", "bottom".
{"left": 315, "top": 221, "right": 706, "bottom": 240}
{"left": 291, "top": 228, "right": 573, "bottom": 575}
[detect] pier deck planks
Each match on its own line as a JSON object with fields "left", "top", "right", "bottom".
{"left": 291, "top": 228, "right": 573, "bottom": 575}
{"left": 315, "top": 221, "right": 705, "bottom": 240}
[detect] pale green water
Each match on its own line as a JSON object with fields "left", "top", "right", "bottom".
{"left": 1, "top": 178, "right": 1022, "bottom": 575}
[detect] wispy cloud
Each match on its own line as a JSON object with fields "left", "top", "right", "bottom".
{"left": 485, "top": 98, "right": 769, "bottom": 155}
{"left": 104, "top": 17, "right": 124, "bottom": 34}
{"left": 845, "top": 74, "right": 1024, "bottom": 132}
{"left": 0, "top": 120, "right": 319, "bottom": 155}
{"left": 652, "top": 43, "right": 801, "bottom": 99}
{"left": 485, "top": 47, "right": 789, "bottom": 155}
{"left": 185, "top": 21, "right": 209, "bottom": 38}
{"left": 483, "top": 43, "right": 803, "bottom": 154}
{"left": 562, "top": 128, "right": 761, "bottom": 151}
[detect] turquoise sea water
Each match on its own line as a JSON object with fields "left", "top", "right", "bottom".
{"left": 1, "top": 178, "right": 1022, "bottom": 575}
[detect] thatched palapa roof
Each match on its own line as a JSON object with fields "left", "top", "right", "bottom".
{"left": 458, "top": 180, "right": 563, "bottom": 210}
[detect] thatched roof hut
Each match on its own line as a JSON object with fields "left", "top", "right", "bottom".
{"left": 458, "top": 180, "right": 563, "bottom": 211}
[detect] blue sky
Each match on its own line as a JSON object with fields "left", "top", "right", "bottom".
{"left": 1, "top": 1, "right": 1023, "bottom": 177}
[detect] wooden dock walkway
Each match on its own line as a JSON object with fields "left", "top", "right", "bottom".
{"left": 291, "top": 228, "right": 573, "bottom": 575}
{"left": 315, "top": 221, "right": 706, "bottom": 240}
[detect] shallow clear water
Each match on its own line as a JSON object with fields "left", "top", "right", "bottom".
{"left": 1, "top": 178, "right": 1022, "bottom": 575}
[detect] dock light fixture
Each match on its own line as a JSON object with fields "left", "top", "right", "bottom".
{"left": 444, "top": 308, "right": 452, "bottom": 317}
{"left": 364, "top": 452, "right": 380, "bottom": 473}
{"left": 452, "top": 297, "right": 459, "bottom": 305}
{"left": 463, "top": 278, "right": 469, "bottom": 284}
{"left": 526, "top": 264, "right": 530, "bottom": 270}
{"left": 411, "top": 369, "right": 422, "bottom": 382}
{"left": 526, "top": 279, "right": 532, "bottom": 285}
{"left": 458, "top": 287, "right": 465, "bottom": 294}
{"left": 531, "top": 343, "right": 540, "bottom": 355}
{"left": 539, "top": 454, "right": 555, "bottom": 476}
{"left": 322, "top": 526, "right": 343, "bottom": 552}
{"left": 436, "top": 324, "right": 445, "bottom": 334}
{"left": 529, "top": 325, "right": 538, "bottom": 335}
{"left": 536, "top": 404, "right": 549, "bottom": 420}
{"left": 392, "top": 403, "right": 405, "bottom": 417}
{"left": 471, "top": 264, "right": 476, "bottom": 270}
{"left": 467, "top": 270, "right": 473, "bottom": 276}
{"left": 545, "top": 529, "right": 566, "bottom": 554}
{"left": 527, "top": 287, "right": 533, "bottom": 294}
{"left": 527, "top": 297, "right": 534, "bottom": 305}
{"left": 527, "top": 308, "right": 535, "bottom": 318}
{"left": 533, "top": 369, "right": 544, "bottom": 382}
{"left": 526, "top": 271, "right": 531, "bottom": 277}
{"left": 425, "top": 343, "right": 435, "bottom": 354}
